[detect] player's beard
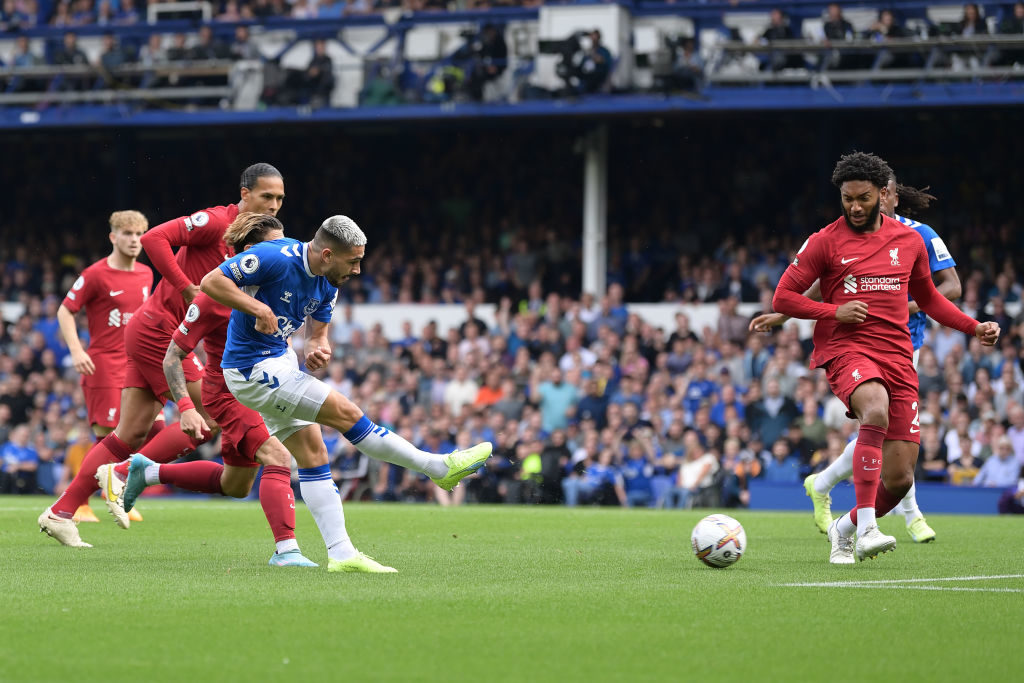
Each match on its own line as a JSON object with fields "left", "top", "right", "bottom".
{"left": 843, "top": 197, "right": 881, "bottom": 233}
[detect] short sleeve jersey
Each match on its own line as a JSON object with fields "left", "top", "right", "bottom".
{"left": 61, "top": 258, "right": 153, "bottom": 387}
{"left": 897, "top": 215, "right": 957, "bottom": 351}
{"left": 778, "top": 214, "right": 931, "bottom": 368}
{"left": 140, "top": 204, "right": 238, "bottom": 332}
{"left": 218, "top": 238, "right": 338, "bottom": 370}
{"left": 171, "top": 292, "right": 231, "bottom": 395}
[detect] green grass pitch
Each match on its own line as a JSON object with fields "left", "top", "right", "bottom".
{"left": 1, "top": 496, "right": 1021, "bottom": 682}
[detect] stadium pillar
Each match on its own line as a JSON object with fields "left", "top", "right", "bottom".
{"left": 582, "top": 124, "right": 608, "bottom": 299}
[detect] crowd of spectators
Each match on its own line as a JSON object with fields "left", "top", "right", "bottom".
{"left": 0, "top": 116, "right": 1022, "bottom": 512}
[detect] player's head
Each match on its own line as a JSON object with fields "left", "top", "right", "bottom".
{"left": 108, "top": 210, "right": 148, "bottom": 260}
{"left": 239, "top": 163, "right": 285, "bottom": 217}
{"left": 831, "top": 152, "right": 893, "bottom": 233}
{"left": 311, "top": 215, "right": 366, "bottom": 287}
{"left": 223, "top": 212, "right": 284, "bottom": 253}
{"left": 885, "top": 173, "right": 937, "bottom": 219}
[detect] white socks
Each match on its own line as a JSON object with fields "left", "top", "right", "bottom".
{"left": 899, "top": 483, "right": 922, "bottom": 524}
{"left": 144, "top": 464, "right": 161, "bottom": 485}
{"left": 814, "top": 439, "right": 855, "bottom": 495}
{"left": 297, "top": 466, "right": 357, "bottom": 562}
{"left": 343, "top": 415, "right": 447, "bottom": 479}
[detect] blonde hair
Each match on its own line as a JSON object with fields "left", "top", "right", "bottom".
{"left": 223, "top": 212, "right": 284, "bottom": 252}
{"left": 109, "top": 210, "right": 148, "bottom": 233}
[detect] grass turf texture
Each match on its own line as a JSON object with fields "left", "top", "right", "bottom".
{"left": 1, "top": 497, "right": 1021, "bottom": 683}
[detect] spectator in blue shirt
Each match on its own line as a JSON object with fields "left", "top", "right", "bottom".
{"left": 620, "top": 432, "right": 657, "bottom": 507}
{"left": 575, "top": 377, "right": 608, "bottom": 429}
{"left": 710, "top": 383, "right": 745, "bottom": 428}
{"left": 531, "top": 367, "right": 579, "bottom": 433}
{"left": 762, "top": 438, "right": 801, "bottom": 483}
{"left": 974, "top": 437, "right": 1021, "bottom": 488}
{"left": 1, "top": 425, "right": 39, "bottom": 494}
{"left": 682, "top": 361, "right": 718, "bottom": 414}
{"left": 563, "top": 448, "right": 625, "bottom": 507}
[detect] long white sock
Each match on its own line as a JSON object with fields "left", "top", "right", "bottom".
{"left": 900, "top": 482, "right": 922, "bottom": 524}
{"left": 298, "top": 466, "right": 358, "bottom": 562}
{"left": 836, "top": 512, "right": 856, "bottom": 538}
{"left": 814, "top": 438, "right": 856, "bottom": 495}
{"left": 856, "top": 507, "right": 876, "bottom": 536}
{"left": 343, "top": 415, "right": 447, "bottom": 479}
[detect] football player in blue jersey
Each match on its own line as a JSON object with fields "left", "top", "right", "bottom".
{"left": 199, "top": 214, "right": 492, "bottom": 573}
{"left": 751, "top": 175, "right": 961, "bottom": 544}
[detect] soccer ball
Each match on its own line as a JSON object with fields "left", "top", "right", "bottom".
{"left": 691, "top": 514, "right": 746, "bottom": 568}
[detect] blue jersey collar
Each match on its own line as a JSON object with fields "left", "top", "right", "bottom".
{"left": 301, "top": 242, "right": 316, "bottom": 278}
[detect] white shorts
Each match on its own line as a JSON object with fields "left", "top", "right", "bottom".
{"left": 223, "top": 349, "right": 330, "bottom": 442}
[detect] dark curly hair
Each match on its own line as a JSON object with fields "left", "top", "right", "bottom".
{"left": 240, "top": 162, "right": 283, "bottom": 190}
{"left": 894, "top": 183, "right": 937, "bottom": 217}
{"left": 831, "top": 152, "right": 893, "bottom": 190}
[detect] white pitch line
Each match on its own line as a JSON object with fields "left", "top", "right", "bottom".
{"left": 782, "top": 583, "right": 1022, "bottom": 593}
{"left": 782, "top": 574, "right": 1024, "bottom": 587}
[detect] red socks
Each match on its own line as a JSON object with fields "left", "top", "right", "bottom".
{"left": 136, "top": 422, "right": 209, "bottom": 464}
{"left": 156, "top": 461, "right": 224, "bottom": 494}
{"left": 850, "top": 479, "right": 906, "bottom": 525}
{"left": 259, "top": 466, "right": 297, "bottom": 542}
{"left": 51, "top": 433, "right": 132, "bottom": 518}
{"left": 852, "top": 424, "right": 886, "bottom": 511}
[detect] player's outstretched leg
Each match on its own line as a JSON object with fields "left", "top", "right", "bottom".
{"left": 803, "top": 474, "right": 832, "bottom": 534}
{"left": 900, "top": 483, "right": 935, "bottom": 543}
{"left": 338, "top": 414, "right": 492, "bottom": 492}
{"left": 95, "top": 463, "right": 130, "bottom": 529}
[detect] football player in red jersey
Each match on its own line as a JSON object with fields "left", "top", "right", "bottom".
{"left": 39, "top": 163, "right": 286, "bottom": 548}
{"left": 772, "top": 152, "right": 999, "bottom": 564}
{"left": 57, "top": 210, "right": 154, "bottom": 523}
{"left": 105, "top": 213, "right": 317, "bottom": 566}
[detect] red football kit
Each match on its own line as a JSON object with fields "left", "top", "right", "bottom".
{"left": 171, "top": 292, "right": 270, "bottom": 467}
{"left": 126, "top": 204, "right": 240, "bottom": 397}
{"left": 774, "top": 214, "right": 979, "bottom": 443}
{"left": 61, "top": 259, "right": 152, "bottom": 427}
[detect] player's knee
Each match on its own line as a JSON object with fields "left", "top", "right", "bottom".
{"left": 322, "top": 392, "right": 363, "bottom": 432}
{"left": 257, "top": 442, "right": 290, "bottom": 468}
{"left": 883, "top": 471, "right": 913, "bottom": 497}
{"left": 860, "top": 406, "right": 889, "bottom": 430}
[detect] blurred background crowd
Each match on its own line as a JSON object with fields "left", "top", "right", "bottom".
{"left": 0, "top": 113, "right": 1022, "bottom": 510}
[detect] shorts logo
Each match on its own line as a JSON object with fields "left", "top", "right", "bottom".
{"left": 843, "top": 275, "right": 857, "bottom": 294}
{"left": 303, "top": 299, "right": 321, "bottom": 316}
{"left": 889, "top": 247, "right": 900, "bottom": 266}
{"left": 239, "top": 254, "right": 260, "bottom": 275}
{"left": 852, "top": 369, "right": 862, "bottom": 381}
{"left": 185, "top": 303, "right": 201, "bottom": 323}
{"left": 72, "top": 276, "right": 85, "bottom": 291}
{"left": 143, "top": 286, "right": 149, "bottom": 300}
{"left": 108, "top": 407, "right": 116, "bottom": 421}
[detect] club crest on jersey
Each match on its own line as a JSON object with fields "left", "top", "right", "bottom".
{"left": 239, "top": 254, "right": 260, "bottom": 274}
{"left": 303, "top": 299, "right": 321, "bottom": 316}
{"left": 185, "top": 303, "right": 201, "bottom": 323}
{"left": 889, "top": 248, "right": 900, "bottom": 266}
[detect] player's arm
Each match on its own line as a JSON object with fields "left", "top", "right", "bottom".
{"left": 200, "top": 268, "right": 279, "bottom": 335}
{"left": 56, "top": 303, "right": 94, "bottom": 375}
{"left": 907, "top": 249, "right": 997, "bottom": 345}
{"left": 142, "top": 211, "right": 222, "bottom": 304}
{"left": 749, "top": 280, "right": 822, "bottom": 332}
{"left": 305, "top": 319, "right": 331, "bottom": 371}
{"left": 908, "top": 267, "right": 961, "bottom": 315}
{"left": 771, "top": 235, "right": 866, "bottom": 323}
{"left": 163, "top": 340, "right": 212, "bottom": 440}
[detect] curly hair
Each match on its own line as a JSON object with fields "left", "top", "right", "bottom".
{"left": 223, "top": 212, "right": 283, "bottom": 252}
{"left": 894, "top": 183, "right": 937, "bottom": 217}
{"left": 831, "top": 152, "right": 893, "bottom": 190}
